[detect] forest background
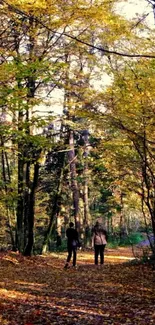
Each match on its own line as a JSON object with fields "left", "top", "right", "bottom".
{"left": 0, "top": 0, "right": 155, "bottom": 258}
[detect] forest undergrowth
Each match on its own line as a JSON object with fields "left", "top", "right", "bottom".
{"left": 0, "top": 248, "right": 155, "bottom": 325}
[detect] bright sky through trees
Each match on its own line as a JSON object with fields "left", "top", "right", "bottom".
{"left": 116, "top": 0, "right": 154, "bottom": 26}
{"left": 37, "top": 0, "right": 154, "bottom": 117}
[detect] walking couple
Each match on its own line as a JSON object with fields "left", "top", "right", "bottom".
{"left": 64, "top": 221, "right": 108, "bottom": 269}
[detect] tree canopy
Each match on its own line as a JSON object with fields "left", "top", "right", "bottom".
{"left": 0, "top": 0, "right": 155, "bottom": 255}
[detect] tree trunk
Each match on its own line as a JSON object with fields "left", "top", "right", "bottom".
{"left": 83, "top": 131, "right": 90, "bottom": 226}
{"left": 83, "top": 172, "right": 89, "bottom": 227}
{"left": 23, "top": 17, "right": 36, "bottom": 256}
{"left": 68, "top": 130, "right": 80, "bottom": 231}
{"left": 82, "top": 130, "right": 91, "bottom": 245}
{"left": 24, "top": 162, "right": 40, "bottom": 256}
{"left": 16, "top": 134, "right": 24, "bottom": 252}
{"left": 119, "top": 193, "right": 124, "bottom": 244}
{"left": 83, "top": 158, "right": 90, "bottom": 246}
{"left": 23, "top": 161, "right": 30, "bottom": 249}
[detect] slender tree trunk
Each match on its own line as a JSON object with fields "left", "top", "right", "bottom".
{"left": 1, "top": 137, "right": 7, "bottom": 190}
{"left": 119, "top": 193, "right": 124, "bottom": 243}
{"left": 111, "top": 215, "right": 113, "bottom": 234}
{"left": 83, "top": 159, "right": 90, "bottom": 245}
{"left": 83, "top": 171, "right": 90, "bottom": 246}
{"left": 16, "top": 145, "right": 24, "bottom": 252}
{"left": 68, "top": 130, "right": 80, "bottom": 231}
{"left": 24, "top": 162, "right": 40, "bottom": 256}
{"left": 83, "top": 169, "right": 89, "bottom": 227}
{"left": 83, "top": 130, "right": 90, "bottom": 244}
{"left": 24, "top": 161, "right": 30, "bottom": 249}
{"left": 23, "top": 17, "right": 36, "bottom": 256}
{"left": 14, "top": 89, "right": 24, "bottom": 253}
{"left": 4, "top": 150, "right": 11, "bottom": 182}
{"left": 83, "top": 131, "right": 90, "bottom": 227}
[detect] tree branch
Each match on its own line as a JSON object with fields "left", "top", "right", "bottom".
{"left": 2, "top": 0, "right": 155, "bottom": 59}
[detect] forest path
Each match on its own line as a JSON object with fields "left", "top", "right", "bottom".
{"left": 0, "top": 250, "right": 154, "bottom": 325}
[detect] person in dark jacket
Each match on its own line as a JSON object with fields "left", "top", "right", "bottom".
{"left": 64, "top": 222, "right": 79, "bottom": 269}
{"left": 92, "top": 221, "right": 108, "bottom": 265}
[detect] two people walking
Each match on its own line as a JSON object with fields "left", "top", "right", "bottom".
{"left": 64, "top": 220, "right": 108, "bottom": 268}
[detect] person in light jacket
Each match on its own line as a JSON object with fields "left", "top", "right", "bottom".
{"left": 92, "top": 221, "right": 108, "bottom": 265}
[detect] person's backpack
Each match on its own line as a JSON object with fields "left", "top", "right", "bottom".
{"left": 72, "top": 240, "right": 78, "bottom": 247}
{"left": 72, "top": 239, "right": 81, "bottom": 248}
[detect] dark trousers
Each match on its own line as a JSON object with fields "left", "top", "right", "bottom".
{"left": 94, "top": 244, "right": 106, "bottom": 265}
{"left": 67, "top": 246, "right": 77, "bottom": 266}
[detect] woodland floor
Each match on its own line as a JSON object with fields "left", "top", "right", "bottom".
{"left": 0, "top": 248, "right": 155, "bottom": 325}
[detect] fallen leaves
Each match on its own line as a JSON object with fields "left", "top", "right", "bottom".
{"left": 0, "top": 249, "right": 154, "bottom": 324}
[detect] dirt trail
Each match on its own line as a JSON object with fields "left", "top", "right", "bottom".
{"left": 0, "top": 250, "right": 154, "bottom": 324}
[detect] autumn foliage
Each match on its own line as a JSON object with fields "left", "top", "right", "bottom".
{"left": 0, "top": 249, "right": 155, "bottom": 324}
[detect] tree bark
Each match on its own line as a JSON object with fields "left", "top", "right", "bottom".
{"left": 82, "top": 131, "right": 91, "bottom": 246}
{"left": 24, "top": 162, "right": 40, "bottom": 256}
{"left": 16, "top": 108, "right": 24, "bottom": 252}
{"left": 68, "top": 130, "right": 80, "bottom": 231}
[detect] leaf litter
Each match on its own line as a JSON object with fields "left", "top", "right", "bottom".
{"left": 0, "top": 250, "right": 154, "bottom": 324}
